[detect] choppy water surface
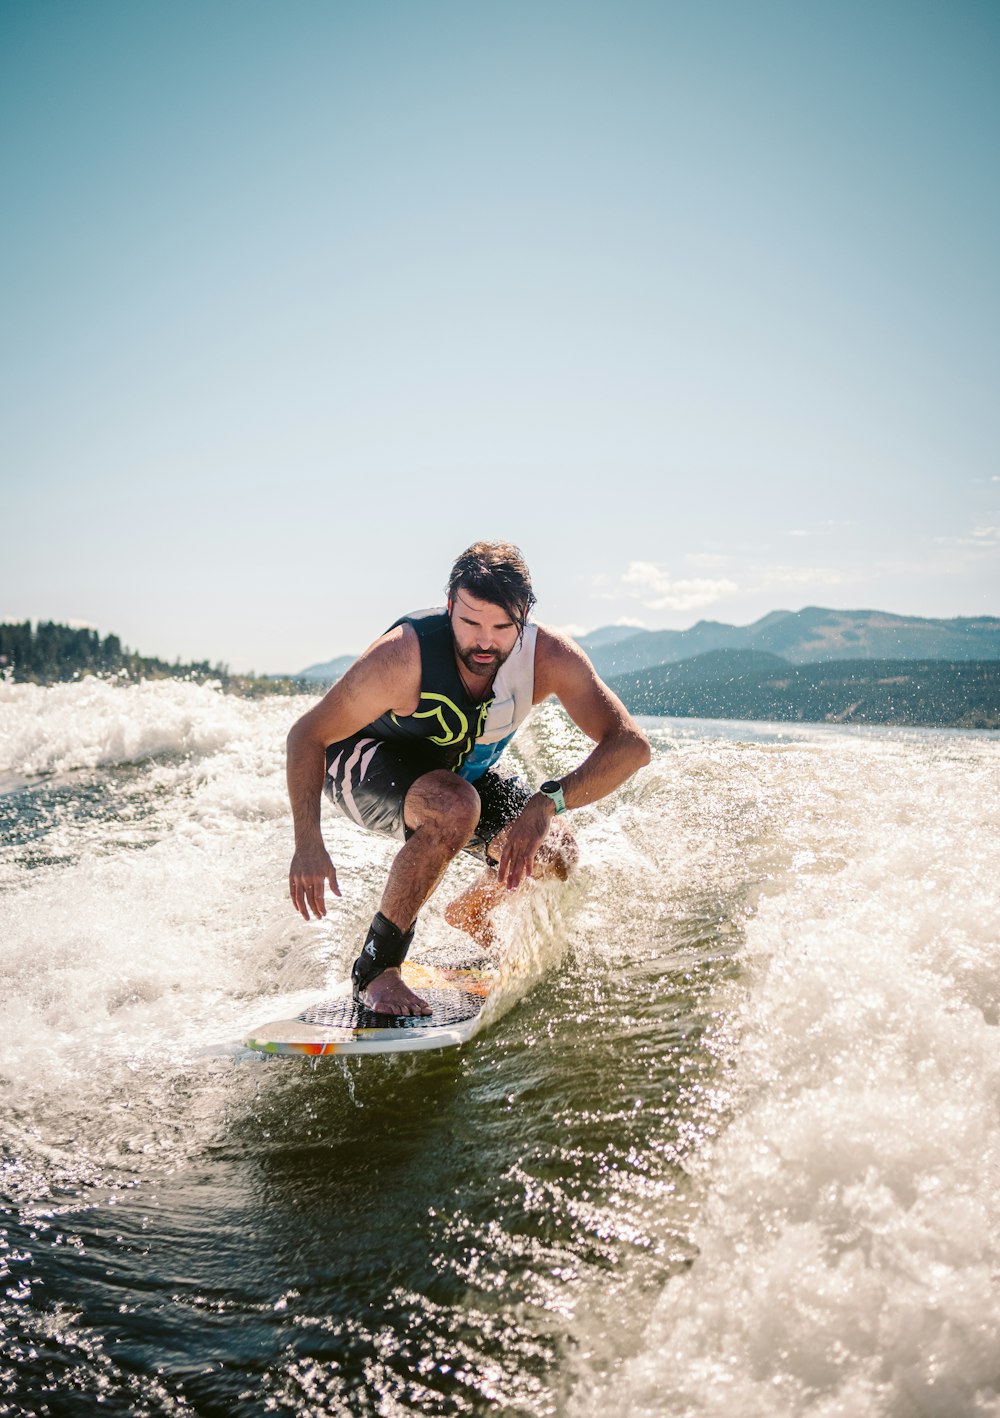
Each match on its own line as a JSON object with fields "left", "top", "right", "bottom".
{"left": 1, "top": 678, "right": 998, "bottom": 1416}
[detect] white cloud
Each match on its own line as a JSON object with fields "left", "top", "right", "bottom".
{"left": 553, "top": 615, "right": 647, "bottom": 638}
{"left": 933, "top": 529, "right": 1000, "bottom": 549}
{"left": 547, "top": 621, "right": 593, "bottom": 638}
{"left": 621, "top": 561, "right": 739, "bottom": 611}
{"left": 685, "top": 552, "right": 730, "bottom": 570}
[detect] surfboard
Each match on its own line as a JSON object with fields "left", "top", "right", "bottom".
{"left": 244, "top": 958, "right": 499, "bottom": 1058}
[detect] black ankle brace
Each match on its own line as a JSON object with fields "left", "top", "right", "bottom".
{"left": 351, "top": 912, "right": 416, "bottom": 1001}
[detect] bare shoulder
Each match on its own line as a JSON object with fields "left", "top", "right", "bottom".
{"left": 290, "top": 622, "right": 421, "bottom": 747}
{"left": 360, "top": 620, "right": 419, "bottom": 672}
{"left": 532, "top": 623, "right": 602, "bottom": 699}
{"left": 345, "top": 621, "right": 421, "bottom": 711}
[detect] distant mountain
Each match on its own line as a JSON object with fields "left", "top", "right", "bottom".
{"left": 576, "top": 624, "right": 645, "bottom": 652}
{"left": 626, "top": 647, "right": 790, "bottom": 679}
{"left": 583, "top": 608, "right": 1000, "bottom": 679}
{"left": 287, "top": 653, "right": 357, "bottom": 685}
{"left": 608, "top": 652, "right": 1000, "bottom": 730}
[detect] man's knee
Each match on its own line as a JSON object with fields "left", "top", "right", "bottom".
{"left": 404, "top": 771, "right": 480, "bottom": 851}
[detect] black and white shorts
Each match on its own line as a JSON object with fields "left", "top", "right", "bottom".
{"left": 323, "top": 733, "right": 532, "bottom": 861}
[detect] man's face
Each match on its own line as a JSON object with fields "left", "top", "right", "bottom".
{"left": 449, "top": 588, "right": 521, "bottom": 681}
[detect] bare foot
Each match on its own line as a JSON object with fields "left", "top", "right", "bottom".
{"left": 359, "top": 967, "right": 432, "bottom": 1016}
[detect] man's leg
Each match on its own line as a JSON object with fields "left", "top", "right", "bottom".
{"left": 444, "top": 822, "right": 578, "bottom": 948}
{"left": 356, "top": 770, "right": 482, "bottom": 1016}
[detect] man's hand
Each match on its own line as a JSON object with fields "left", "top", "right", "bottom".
{"left": 289, "top": 844, "right": 341, "bottom": 920}
{"left": 496, "top": 795, "right": 555, "bottom": 891}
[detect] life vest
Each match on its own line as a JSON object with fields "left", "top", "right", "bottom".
{"left": 366, "top": 607, "right": 537, "bottom": 781}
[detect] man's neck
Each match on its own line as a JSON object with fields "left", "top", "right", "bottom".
{"left": 454, "top": 657, "right": 496, "bottom": 701}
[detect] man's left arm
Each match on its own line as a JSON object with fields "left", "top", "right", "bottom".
{"left": 497, "top": 628, "right": 651, "bottom": 888}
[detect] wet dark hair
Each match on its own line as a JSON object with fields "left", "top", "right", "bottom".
{"left": 446, "top": 541, "right": 536, "bottom": 636}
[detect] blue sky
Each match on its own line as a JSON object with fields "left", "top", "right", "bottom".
{"left": 2, "top": 0, "right": 998, "bottom": 673}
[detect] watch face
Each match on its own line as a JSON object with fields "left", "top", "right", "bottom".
{"left": 540, "top": 781, "right": 561, "bottom": 795}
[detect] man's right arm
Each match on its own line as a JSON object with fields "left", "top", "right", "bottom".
{"left": 287, "top": 625, "right": 418, "bottom": 921}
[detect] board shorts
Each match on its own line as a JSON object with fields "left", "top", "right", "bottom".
{"left": 323, "top": 733, "right": 532, "bottom": 862}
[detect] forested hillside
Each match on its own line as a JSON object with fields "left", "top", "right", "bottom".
{"left": 609, "top": 651, "right": 1000, "bottom": 730}
{"left": 0, "top": 622, "right": 299, "bottom": 695}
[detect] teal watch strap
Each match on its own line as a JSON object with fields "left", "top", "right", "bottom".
{"left": 539, "top": 779, "right": 566, "bottom": 814}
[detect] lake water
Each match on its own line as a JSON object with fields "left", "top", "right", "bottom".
{"left": 1, "top": 677, "right": 998, "bottom": 1416}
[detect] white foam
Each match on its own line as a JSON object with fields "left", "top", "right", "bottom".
{"left": 0, "top": 682, "right": 306, "bottom": 1088}
{"left": 0, "top": 675, "right": 268, "bottom": 776}
{"left": 574, "top": 729, "right": 1000, "bottom": 1417}
{"left": 0, "top": 683, "right": 561, "bottom": 1091}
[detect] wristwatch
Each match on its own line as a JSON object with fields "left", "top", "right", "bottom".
{"left": 538, "top": 779, "right": 567, "bottom": 814}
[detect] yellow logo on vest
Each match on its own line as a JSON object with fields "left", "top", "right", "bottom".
{"left": 407, "top": 693, "right": 469, "bottom": 747}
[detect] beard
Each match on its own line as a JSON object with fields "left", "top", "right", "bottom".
{"left": 452, "top": 636, "right": 512, "bottom": 680}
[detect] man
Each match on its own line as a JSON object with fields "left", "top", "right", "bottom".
{"left": 287, "top": 541, "right": 650, "bottom": 1017}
